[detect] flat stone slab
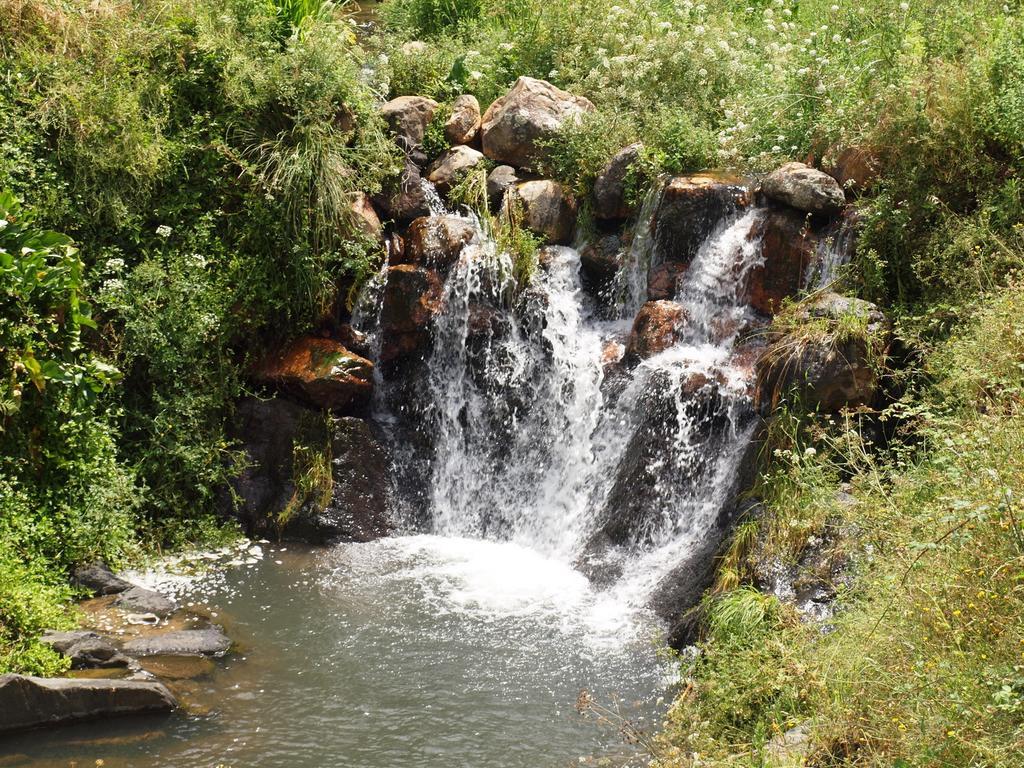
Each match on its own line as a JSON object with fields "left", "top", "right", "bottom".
{"left": 40, "top": 631, "right": 129, "bottom": 669}
{"left": 72, "top": 563, "right": 132, "bottom": 596}
{"left": 0, "top": 674, "right": 176, "bottom": 733}
{"left": 122, "top": 629, "right": 231, "bottom": 657}
{"left": 113, "top": 586, "right": 176, "bottom": 617}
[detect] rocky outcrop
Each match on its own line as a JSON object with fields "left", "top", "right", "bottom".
{"left": 504, "top": 180, "right": 577, "bottom": 245}
{"left": 486, "top": 165, "right": 520, "bottom": 208}
{"left": 72, "top": 563, "right": 131, "bottom": 596}
{"left": 624, "top": 300, "right": 687, "bottom": 363}
{"left": 379, "top": 95, "right": 439, "bottom": 148}
{"left": 254, "top": 336, "right": 373, "bottom": 413}
{"left": 593, "top": 143, "right": 643, "bottom": 221}
{"left": 405, "top": 215, "right": 477, "bottom": 270}
{"left": 380, "top": 265, "right": 444, "bottom": 367}
{"left": 40, "top": 631, "right": 130, "bottom": 669}
{"left": 756, "top": 293, "right": 889, "bottom": 412}
{"left": 444, "top": 94, "right": 482, "bottom": 145}
{"left": 653, "top": 174, "right": 749, "bottom": 265}
{"left": 373, "top": 158, "right": 431, "bottom": 224}
{"left": 762, "top": 162, "right": 845, "bottom": 216}
{"left": 122, "top": 629, "right": 232, "bottom": 658}
{"left": 426, "top": 146, "right": 486, "bottom": 195}
{"left": 480, "top": 77, "right": 595, "bottom": 169}
{"left": 647, "top": 262, "right": 688, "bottom": 301}
{"left": 0, "top": 674, "right": 176, "bottom": 733}
{"left": 746, "top": 208, "right": 818, "bottom": 315}
{"left": 114, "top": 586, "right": 176, "bottom": 617}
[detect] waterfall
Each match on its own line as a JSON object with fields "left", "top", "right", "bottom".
{"left": 362, "top": 185, "right": 769, "bottom": 618}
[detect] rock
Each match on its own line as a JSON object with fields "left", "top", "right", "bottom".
{"left": 379, "top": 95, "right": 439, "bottom": 148}
{"left": 826, "top": 146, "right": 881, "bottom": 195}
{"left": 426, "top": 145, "right": 486, "bottom": 195}
{"left": 400, "top": 41, "right": 428, "bottom": 56}
{"left": 0, "top": 674, "right": 176, "bottom": 733}
{"left": 765, "top": 723, "right": 813, "bottom": 766}
{"left": 580, "top": 234, "right": 623, "bottom": 285}
{"left": 254, "top": 336, "right": 373, "bottom": 413}
{"left": 444, "top": 94, "right": 482, "bottom": 145}
{"left": 122, "top": 629, "right": 231, "bottom": 658}
{"left": 71, "top": 562, "right": 131, "bottom": 596}
{"left": 40, "top": 631, "right": 130, "bottom": 670}
{"left": 349, "top": 192, "right": 383, "bottom": 240}
{"left": 747, "top": 208, "right": 818, "bottom": 315}
{"left": 624, "top": 300, "right": 687, "bottom": 362}
{"left": 486, "top": 165, "right": 520, "bottom": 208}
{"left": 756, "top": 293, "right": 888, "bottom": 412}
{"left": 379, "top": 265, "right": 444, "bottom": 367}
{"left": 601, "top": 339, "right": 626, "bottom": 369}
{"left": 405, "top": 215, "right": 477, "bottom": 270}
{"left": 113, "top": 587, "right": 175, "bottom": 618}
{"left": 226, "top": 398, "right": 394, "bottom": 544}
{"left": 647, "top": 262, "right": 688, "bottom": 301}
{"left": 336, "top": 323, "right": 372, "bottom": 359}
{"left": 762, "top": 161, "right": 846, "bottom": 216}
{"left": 137, "top": 655, "right": 215, "bottom": 680}
{"left": 653, "top": 174, "right": 749, "bottom": 265}
{"left": 504, "top": 180, "right": 577, "bottom": 245}
{"left": 593, "top": 143, "right": 643, "bottom": 220}
{"left": 480, "top": 77, "right": 595, "bottom": 169}
{"left": 373, "top": 158, "right": 431, "bottom": 224}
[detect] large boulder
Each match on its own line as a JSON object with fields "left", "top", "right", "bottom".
{"left": 373, "top": 158, "right": 432, "bottom": 224}
{"left": 226, "top": 397, "right": 394, "bottom": 544}
{"left": 593, "top": 143, "right": 643, "bottom": 221}
{"left": 40, "top": 631, "right": 129, "bottom": 670}
{"left": 0, "top": 674, "right": 176, "bottom": 733}
{"left": 71, "top": 562, "right": 131, "bottom": 596}
{"left": 486, "top": 165, "right": 520, "bottom": 209}
{"left": 746, "top": 208, "right": 819, "bottom": 315}
{"left": 122, "top": 629, "right": 231, "bottom": 658}
{"left": 444, "top": 94, "right": 482, "bottom": 145}
{"left": 825, "top": 146, "right": 881, "bottom": 196}
{"left": 762, "top": 162, "right": 846, "bottom": 216}
{"left": 504, "top": 180, "right": 577, "bottom": 245}
{"left": 379, "top": 265, "right": 444, "bottom": 367}
{"left": 379, "top": 95, "right": 439, "bottom": 148}
{"left": 113, "top": 586, "right": 176, "bottom": 617}
{"left": 349, "top": 192, "right": 383, "bottom": 241}
{"left": 254, "top": 336, "right": 373, "bottom": 413}
{"left": 652, "top": 174, "right": 749, "bottom": 265}
{"left": 405, "top": 215, "right": 477, "bottom": 270}
{"left": 426, "top": 145, "right": 486, "bottom": 195}
{"left": 756, "top": 293, "right": 889, "bottom": 412}
{"left": 624, "top": 300, "right": 688, "bottom": 363}
{"left": 480, "top": 77, "right": 595, "bottom": 169}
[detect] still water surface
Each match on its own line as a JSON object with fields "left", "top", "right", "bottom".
{"left": 2, "top": 536, "right": 672, "bottom": 768}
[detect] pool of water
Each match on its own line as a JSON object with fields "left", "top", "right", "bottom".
{"left": 1, "top": 536, "right": 674, "bottom": 768}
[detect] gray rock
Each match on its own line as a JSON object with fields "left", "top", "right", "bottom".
{"left": 762, "top": 161, "right": 846, "bottom": 215}
{"left": 40, "top": 631, "right": 130, "bottom": 670}
{"left": 593, "top": 143, "right": 643, "bottom": 220}
{"left": 765, "top": 723, "right": 813, "bottom": 765}
{"left": 444, "top": 94, "right": 482, "bottom": 145}
{"left": 503, "top": 180, "right": 577, "bottom": 245}
{"left": 0, "top": 674, "right": 176, "bottom": 733}
{"left": 486, "top": 165, "right": 520, "bottom": 208}
{"left": 379, "top": 95, "right": 439, "bottom": 148}
{"left": 71, "top": 562, "right": 131, "bottom": 596}
{"left": 426, "top": 145, "right": 486, "bottom": 195}
{"left": 122, "top": 629, "right": 231, "bottom": 657}
{"left": 113, "top": 587, "right": 176, "bottom": 618}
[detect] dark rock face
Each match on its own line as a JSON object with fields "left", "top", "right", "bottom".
{"left": 379, "top": 95, "right": 439, "bottom": 148}
{"left": 580, "top": 234, "right": 623, "bottom": 285}
{"left": 40, "top": 631, "right": 129, "bottom": 669}
{"left": 593, "top": 143, "right": 643, "bottom": 221}
{"left": 254, "top": 336, "right": 373, "bottom": 413}
{"left": 647, "top": 262, "right": 688, "bottom": 301}
{"left": 226, "top": 397, "right": 394, "bottom": 544}
{"left": 113, "top": 587, "right": 176, "bottom": 618}
{"left": 122, "top": 629, "right": 231, "bottom": 658}
{"left": 652, "top": 174, "right": 749, "bottom": 265}
{"left": 373, "top": 158, "right": 431, "bottom": 224}
{"left": 762, "top": 161, "right": 846, "bottom": 215}
{"left": 0, "top": 674, "right": 176, "bottom": 733}
{"left": 746, "top": 207, "right": 819, "bottom": 316}
{"left": 624, "top": 300, "right": 688, "bottom": 363}
{"left": 379, "top": 265, "right": 444, "bottom": 368}
{"left": 71, "top": 563, "right": 131, "bottom": 596}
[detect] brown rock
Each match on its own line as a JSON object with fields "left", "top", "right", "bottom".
{"left": 405, "top": 215, "right": 477, "bottom": 270}
{"left": 762, "top": 161, "right": 846, "bottom": 215}
{"left": 486, "top": 165, "right": 520, "bottom": 208}
{"left": 444, "top": 94, "right": 482, "bottom": 145}
{"left": 380, "top": 265, "right": 444, "bottom": 365}
{"left": 593, "top": 143, "right": 643, "bottom": 220}
{"left": 504, "top": 180, "right": 577, "bottom": 245}
{"left": 379, "top": 95, "right": 439, "bottom": 148}
{"left": 747, "top": 208, "right": 818, "bottom": 315}
{"left": 426, "top": 145, "right": 486, "bottom": 195}
{"left": 826, "top": 147, "right": 881, "bottom": 195}
{"left": 653, "top": 174, "right": 749, "bottom": 265}
{"left": 580, "top": 235, "right": 623, "bottom": 284}
{"left": 373, "top": 158, "right": 431, "bottom": 224}
{"left": 255, "top": 336, "right": 373, "bottom": 412}
{"left": 480, "top": 77, "right": 595, "bottom": 169}
{"left": 624, "top": 300, "right": 688, "bottom": 362}
{"left": 349, "top": 192, "right": 382, "bottom": 240}
{"left": 647, "top": 262, "right": 688, "bottom": 301}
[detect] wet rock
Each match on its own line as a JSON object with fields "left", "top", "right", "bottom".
{"left": 756, "top": 293, "right": 889, "bottom": 412}
{"left": 444, "top": 94, "right": 482, "bottom": 145}
{"left": 114, "top": 587, "right": 175, "bottom": 618}
{"left": 647, "top": 262, "right": 688, "bottom": 301}
{"left": 653, "top": 174, "right": 749, "bottom": 265}
{"left": 580, "top": 234, "right": 623, "bottom": 285}
{"left": 373, "top": 158, "right": 431, "bottom": 224}
{"left": 762, "top": 161, "right": 845, "bottom": 216}
{"left": 746, "top": 207, "right": 818, "bottom": 315}
{"left": 504, "top": 180, "right": 577, "bottom": 245}
{"left": 624, "top": 300, "right": 687, "bottom": 363}
{"left": 379, "top": 265, "right": 444, "bottom": 368}
{"left": 0, "top": 674, "right": 176, "bottom": 733}
{"left": 40, "top": 631, "right": 130, "bottom": 670}
{"left": 486, "top": 165, "right": 520, "bottom": 209}
{"left": 426, "top": 145, "right": 486, "bottom": 195}
{"left": 480, "top": 77, "right": 595, "bottom": 169}
{"left": 379, "top": 95, "right": 439, "bottom": 148}
{"left": 826, "top": 146, "right": 881, "bottom": 196}
{"left": 336, "top": 323, "right": 372, "bottom": 359}
{"left": 406, "top": 215, "right": 477, "bottom": 270}
{"left": 254, "top": 336, "right": 373, "bottom": 413}
{"left": 72, "top": 563, "right": 131, "bottom": 596}
{"left": 593, "top": 143, "right": 643, "bottom": 221}
{"left": 137, "top": 655, "right": 215, "bottom": 680}
{"left": 122, "top": 629, "right": 231, "bottom": 658}
{"left": 600, "top": 338, "right": 626, "bottom": 370}
{"left": 349, "top": 192, "right": 383, "bottom": 240}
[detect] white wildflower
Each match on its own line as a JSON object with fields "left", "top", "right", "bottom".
{"left": 156, "top": 225, "right": 172, "bottom": 238}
